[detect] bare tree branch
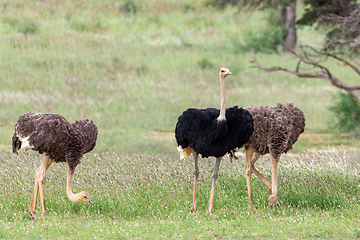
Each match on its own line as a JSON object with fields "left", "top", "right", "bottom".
{"left": 250, "top": 54, "right": 360, "bottom": 101}
{"left": 250, "top": 5, "right": 360, "bottom": 101}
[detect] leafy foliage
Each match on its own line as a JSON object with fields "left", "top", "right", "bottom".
{"left": 232, "top": 13, "right": 283, "bottom": 53}
{"left": 297, "top": 0, "right": 360, "bottom": 45}
{"left": 329, "top": 92, "right": 360, "bottom": 133}
{"left": 297, "top": 0, "right": 358, "bottom": 26}
{"left": 204, "top": 0, "right": 294, "bottom": 10}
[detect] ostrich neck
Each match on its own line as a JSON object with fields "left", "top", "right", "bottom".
{"left": 66, "top": 169, "right": 81, "bottom": 203}
{"left": 218, "top": 76, "right": 226, "bottom": 121}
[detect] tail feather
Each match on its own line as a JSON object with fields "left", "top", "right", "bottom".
{"left": 12, "top": 133, "right": 21, "bottom": 154}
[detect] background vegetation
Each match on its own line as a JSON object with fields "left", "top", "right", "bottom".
{"left": 1, "top": 0, "right": 358, "bottom": 154}
{"left": 1, "top": 0, "right": 360, "bottom": 238}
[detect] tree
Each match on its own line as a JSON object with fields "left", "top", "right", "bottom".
{"left": 251, "top": 3, "right": 360, "bottom": 132}
{"left": 280, "top": 1, "right": 296, "bottom": 52}
{"left": 251, "top": 4, "right": 360, "bottom": 101}
{"left": 251, "top": 40, "right": 360, "bottom": 101}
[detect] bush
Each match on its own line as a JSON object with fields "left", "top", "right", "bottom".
{"left": 232, "top": 12, "right": 283, "bottom": 54}
{"left": 329, "top": 92, "right": 360, "bottom": 132}
{"left": 19, "top": 21, "right": 39, "bottom": 35}
{"left": 198, "top": 58, "right": 215, "bottom": 70}
{"left": 120, "top": 0, "right": 139, "bottom": 15}
{"left": 70, "top": 19, "right": 105, "bottom": 33}
{"left": 3, "top": 17, "right": 39, "bottom": 35}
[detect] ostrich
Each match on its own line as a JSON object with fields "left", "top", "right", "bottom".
{"left": 230, "top": 103, "right": 305, "bottom": 209}
{"left": 175, "top": 67, "right": 254, "bottom": 214}
{"left": 12, "top": 112, "right": 98, "bottom": 219}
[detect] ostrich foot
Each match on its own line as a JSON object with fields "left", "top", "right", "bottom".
{"left": 208, "top": 209, "right": 214, "bottom": 216}
{"left": 191, "top": 204, "right": 197, "bottom": 213}
{"left": 29, "top": 210, "right": 37, "bottom": 220}
{"left": 248, "top": 202, "right": 257, "bottom": 211}
{"left": 40, "top": 211, "right": 48, "bottom": 218}
{"left": 268, "top": 194, "right": 280, "bottom": 208}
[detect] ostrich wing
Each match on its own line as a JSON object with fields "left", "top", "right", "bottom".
{"left": 15, "top": 113, "right": 72, "bottom": 162}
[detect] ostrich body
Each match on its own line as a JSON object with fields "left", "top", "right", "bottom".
{"left": 233, "top": 103, "right": 305, "bottom": 209}
{"left": 175, "top": 68, "right": 254, "bottom": 214}
{"left": 12, "top": 112, "right": 98, "bottom": 219}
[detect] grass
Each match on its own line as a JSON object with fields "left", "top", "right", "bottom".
{"left": 1, "top": 150, "right": 360, "bottom": 238}
{"left": 1, "top": 0, "right": 359, "bottom": 154}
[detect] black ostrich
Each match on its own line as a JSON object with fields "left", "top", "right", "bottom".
{"left": 175, "top": 68, "right": 254, "bottom": 214}
{"left": 12, "top": 112, "right": 98, "bottom": 219}
{"left": 230, "top": 103, "right": 305, "bottom": 209}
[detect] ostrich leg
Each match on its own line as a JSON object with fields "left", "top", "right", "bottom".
{"left": 268, "top": 154, "right": 280, "bottom": 207}
{"left": 29, "top": 168, "right": 40, "bottom": 219}
{"left": 29, "top": 154, "right": 53, "bottom": 218}
{"left": 192, "top": 153, "right": 199, "bottom": 213}
{"left": 208, "top": 157, "right": 222, "bottom": 215}
{"left": 245, "top": 147, "right": 256, "bottom": 210}
{"left": 251, "top": 152, "right": 272, "bottom": 191}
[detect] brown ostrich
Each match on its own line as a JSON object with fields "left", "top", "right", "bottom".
{"left": 231, "top": 103, "right": 305, "bottom": 209}
{"left": 12, "top": 112, "right": 98, "bottom": 219}
{"left": 175, "top": 68, "right": 254, "bottom": 214}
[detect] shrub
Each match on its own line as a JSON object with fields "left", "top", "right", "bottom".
{"left": 232, "top": 21, "right": 283, "bottom": 54}
{"left": 329, "top": 92, "right": 360, "bottom": 133}
{"left": 70, "top": 19, "right": 105, "bottom": 33}
{"left": 120, "top": 0, "right": 139, "bottom": 15}
{"left": 19, "top": 21, "right": 39, "bottom": 35}
{"left": 198, "top": 58, "right": 215, "bottom": 70}
{"left": 3, "top": 17, "right": 39, "bottom": 35}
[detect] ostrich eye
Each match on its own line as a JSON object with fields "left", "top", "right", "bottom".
{"left": 221, "top": 70, "right": 224, "bottom": 72}
{"left": 84, "top": 196, "right": 87, "bottom": 198}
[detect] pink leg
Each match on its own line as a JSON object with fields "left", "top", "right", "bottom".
{"left": 208, "top": 157, "right": 222, "bottom": 215}
{"left": 192, "top": 154, "right": 199, "bottom": 213}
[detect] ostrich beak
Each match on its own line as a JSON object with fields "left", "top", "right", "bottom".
{"left": 88, "top": 199, "right": 93, "bottom": 205}
{"left": 227, "top": 71, "right": 232, "bottom": 75}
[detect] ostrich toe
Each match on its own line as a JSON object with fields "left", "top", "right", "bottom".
{"left": 248, "top": 202, "right": 257, "bottom": 211}
{"left": 268, "top": 194, "right": 280, "bottom": 207}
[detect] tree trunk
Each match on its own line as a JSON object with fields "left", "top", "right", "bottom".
{"left": 280, "top": 0, "right": 297, "bottom": 53}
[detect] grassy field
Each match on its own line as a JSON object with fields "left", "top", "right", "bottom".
{"left": 1, "top": 150, "right": 360, "bottom": 238}
{"left": 1, "top": 0, "right": 360, "bottom": 239}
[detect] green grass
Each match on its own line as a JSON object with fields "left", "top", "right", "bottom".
{"left": 1, "top": 150, "right": 360, "bottom": 238}
{"left": 1, "top": 0, "right": 359, "bottom": 154}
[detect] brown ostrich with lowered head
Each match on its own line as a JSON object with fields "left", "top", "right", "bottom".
{"left": 12, "top": 112, "right": 98, "bottom": 219}
{"left": 231, "top": 103, "right": 305, "bottom": 209}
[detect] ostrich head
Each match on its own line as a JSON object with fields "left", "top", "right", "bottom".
{"left": 75, "top": 191, "right": 93, "bottom": 204}
{"left": 219, "top": 67, "right": 232, "bottom": 78}
{"left": 217, "top": 67, "right": 232, "bottom": 122}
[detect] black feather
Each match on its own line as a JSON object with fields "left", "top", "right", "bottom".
{"left": 175, "top": 106, "right": 254, "bottom": 158}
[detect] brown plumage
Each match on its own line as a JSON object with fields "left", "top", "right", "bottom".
{"left": 231, "top": 103, "right": 305, "bottom": 209}
{"left": 12, "top": 112, "right": 98, "bottom": 219}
